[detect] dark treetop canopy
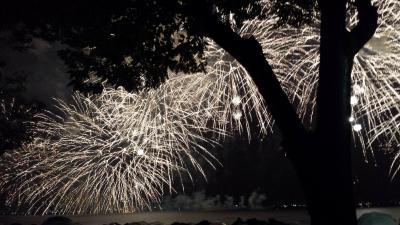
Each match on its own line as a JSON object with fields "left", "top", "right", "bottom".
{"left": 1, "top": 0, "right": 316, "bottom": 93}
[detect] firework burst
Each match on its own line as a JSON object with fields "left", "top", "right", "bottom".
{"left": 199, "top": 0, "right": 400, "bottom": 158}
{"left": 1, "top": 0, "right": 399, "bottom": 214}
{"left": 161, "top": 0, "right": 400, "bottom": 173}
{"left": 0, "top": 87, "right": 221, "bottom": 214}
{"left": 168, "top": 0, "right": 400, "bottom": 153}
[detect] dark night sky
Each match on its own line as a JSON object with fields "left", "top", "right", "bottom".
{"left": 1, "top": 38, "right": 400, "bottom": 206}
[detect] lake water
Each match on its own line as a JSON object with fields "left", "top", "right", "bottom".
{"left": 1, "top": 208, "right": 400, "bottom": 225}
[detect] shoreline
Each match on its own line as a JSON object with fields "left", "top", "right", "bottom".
{"left": 1, "top": 207, "right": 400, "bottom": 225}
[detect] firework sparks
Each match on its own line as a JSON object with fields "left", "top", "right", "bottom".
{"left": 0, "top": 88, "right": 221, "bottom": 214}
{"left": 161, "top": 0, "right": 400, "bottom": 172}
{"left": 175, "top": 0, "right": 400, "bottom": 154}
{"left": 1, "top": 0, "right": 399, "bottom": 214}
{"left": 229, "top": 0, "right": 400, "bottom": 158}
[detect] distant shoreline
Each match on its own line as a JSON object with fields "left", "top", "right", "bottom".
{"left": 3, "top": 201, "right": 400, "bottom": 216}
{"left": 1, "top": 207, "right": 400, "bottom": 225}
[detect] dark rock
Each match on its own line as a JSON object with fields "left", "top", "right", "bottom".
{"left": 358, "top": 212, "right": 397, "bottom": 225}
{"left": 267, "top": 218, "right": 290, "bottom": 225}
{"left": 41, "top": 216, "right": 74, "bottom": 225}
{"left": 196, "top": 220, "right": 224, "bottom": 225}
{"left": 171, "top": 222, "right": 191, "bottom": 225}
{"left": 196, "top": 220, "right": 211, "bottom": 225}
{"left": 125, "top": 222, "right": 149, "bottom": 225}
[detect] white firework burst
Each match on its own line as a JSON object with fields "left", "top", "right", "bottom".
{"left": 207, "top": 0, "right": 400, "bottom": 158}
{"left": 1, "top": 0, "right": 399, "bottom": 215}
{"left": 0, "top": 87, "right": 221, "bottom": 214}
{"left": 163, "top": 0, "right": 400, "bottom": 172}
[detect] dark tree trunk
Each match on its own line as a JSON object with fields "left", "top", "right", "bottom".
{"left": 303, "top": 1, "right": 357, "bottom": 224}
{"left": 304, "top": 1, "right": 378, "bottom": 223}
{"left": 194, "top": 0, "right": 378, "bottom": 224}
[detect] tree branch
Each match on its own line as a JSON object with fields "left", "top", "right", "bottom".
{"left": 192, "top": 7, "right": 307, "bottom": 151}
{"left": 345, "top": 0, "right": 378, "bottom": 57}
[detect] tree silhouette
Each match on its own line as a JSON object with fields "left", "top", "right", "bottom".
{"left": 0, "top": 0, "right": 379, "bottom": 224}
{"left": 0, "top": 63, "right": 43, "bottom": 154}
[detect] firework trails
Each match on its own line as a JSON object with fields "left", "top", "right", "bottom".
{"left": 0, "top": 88, "right": 221, "bottom": 214}
{"left": 1, "top": 0, "right": 399, "bottom": 214}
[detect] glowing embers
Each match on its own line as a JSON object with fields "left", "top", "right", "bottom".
{"left": 353, "top": 124, "right": 363, "bottom": 132}
{"left": 231, "top": 95, "right": 242, "bottom": 106}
